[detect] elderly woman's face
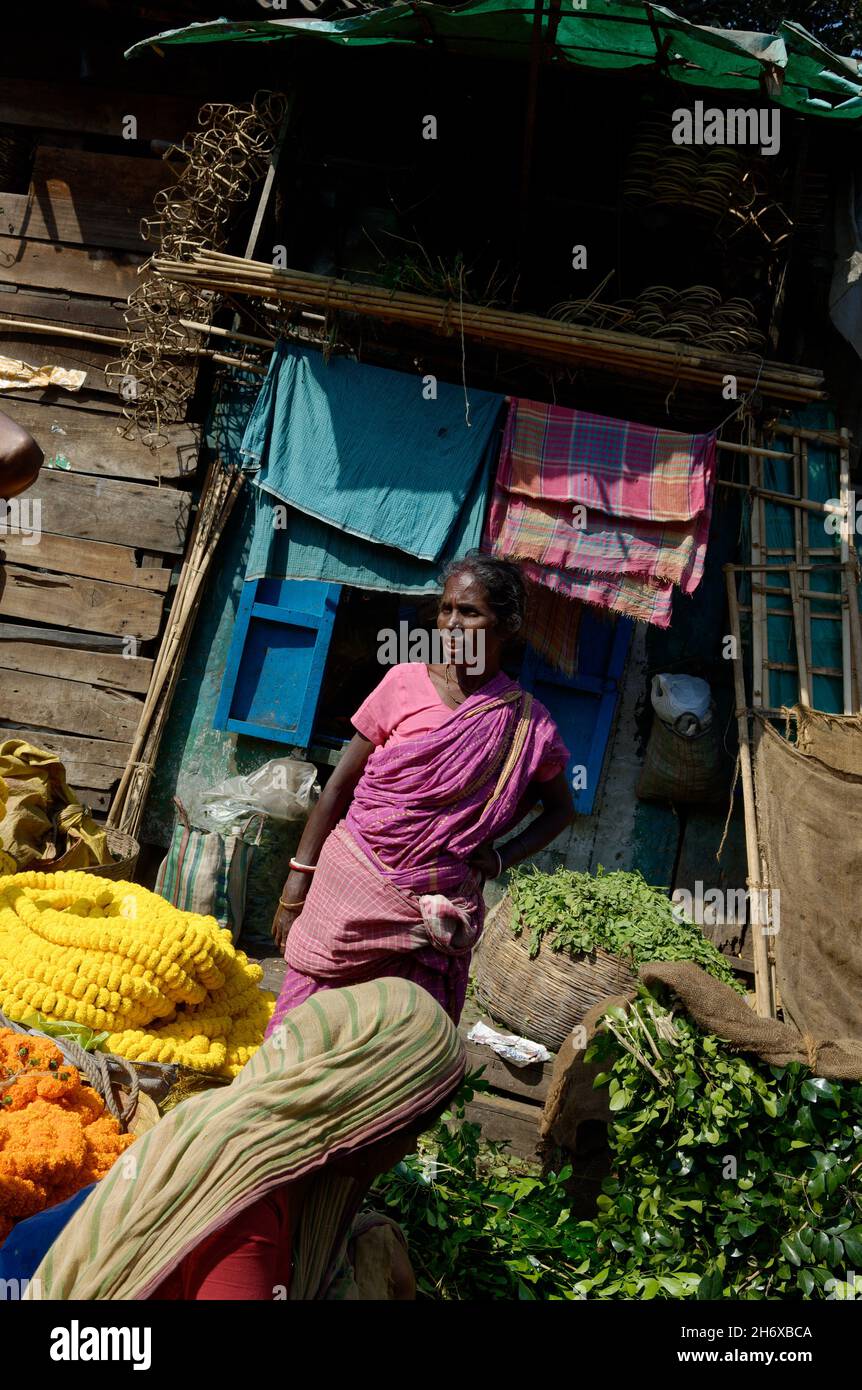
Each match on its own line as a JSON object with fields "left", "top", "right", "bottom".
{"left": 436, "top": 572, "right": 505, "bottom": 671}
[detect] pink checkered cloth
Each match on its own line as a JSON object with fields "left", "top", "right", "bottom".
{"left": 488, "top": 398, "right": 717, "bottom": 629}
{"left": 498, "top": 398, "right": 715, "bottom": 522}
{"left": 520, "top": 558, "right": 674, "bottom": 627}
{"left": 488, "top": 485, "right": 712, "bottom": 594}
{"left": 266, "top": 824, "right": 482, "bottom": 1032}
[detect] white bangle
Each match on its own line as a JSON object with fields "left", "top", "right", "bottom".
{"left": 493, "top": 849, "right": 503, "bottom": 878}
{"left": 289, "top": 858, "right": 317, "bottom": 875}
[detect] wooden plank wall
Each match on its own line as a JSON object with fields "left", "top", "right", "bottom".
{"left": 0, "top": 85, "right": 200, "bottom": 819}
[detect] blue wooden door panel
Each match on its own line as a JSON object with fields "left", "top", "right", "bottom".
{"left": 214, "top": 579, "right": 341, "bottom": 746}
{"left": 520, "top": 610, "right": 631, "bottom": 814}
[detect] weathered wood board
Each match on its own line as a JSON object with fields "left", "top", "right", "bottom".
{"left": 463, "top": 1094, "right": 543, "bottom": 1160}
{"left": 7, "top": 146, "right": 174, "bottom": 256}
{"left": 0, "top": 637, "right": 152, "bottom": 693}
{"left": 463, "top": 1041, "right": 552, "bottom": 1104}
{"left": 0, "top": 190, "right": 151, "bottom": 255}
{"left": 0, "top": 529, "right": 171, "bottom": 589}
{"left": 0, "top": 288, "right": 127, "bottom": 332}
{"left": 2, "top": 401, "right": 197, "bottom": 483}
{"left": 0, "top": 668, "right": 141, "bottom": 740}
{"left": 34, "top": 470, "right": 190, "bottom": 553}
{"left": 0, "top": 386, "right": 124, "bottom": 416}
{"left": 75, "top": 787, "right": 111, "bottom": 815}
{"left": 0, "top": 724, "right": 131, "bottom": 789}
{"left": 32, "top": 147, "right": 176, "bottom": 215}
{"left": 0, "top": 333, "right": 118, "bottom": 389}
{"left": 0, "top": 564, "right": 165, "bottom": 638}
{"left": 0, "top": 79, "right": 199, "bottom": 143}
{"left": 0, "top": 622, "right": 129, "bottom": 652}
{"left": 0, "top": 236, "right": 142, "bottom": 299}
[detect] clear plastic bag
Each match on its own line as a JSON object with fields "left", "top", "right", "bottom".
{"left": 194, "top": 758, "right": 319, "bottom": 833}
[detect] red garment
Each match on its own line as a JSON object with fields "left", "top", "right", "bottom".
{"left": 148, "top": 1188, "right": 293, "bottom": 1301}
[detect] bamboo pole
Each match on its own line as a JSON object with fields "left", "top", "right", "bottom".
{"left": 739, "top": 604, "right": 842, "bottom": 623}
{"left": 0, "top": 316, "right": 265, "bottom": 375}
{"left": 766, "top": 660, "right": 843, "bottom": 677}
{"left": 845, "top": 561, "right": 862, "bottom": 712}
{"left": 788, "top": 566, "right": 810, "bottom": 707}
{"left": 114, "top": 472, "right": 244, "bottom": 834}
{"left": 0, "top": 318, "right": 126, "bottom": 346}
{"left": 799, "top": 439, "right": 813, "bottom": 690}
{"left": 752, "top": 583, "right": 843, "bottom": 602}
{"left": 108, "top": 463, "right": 244, "bottom": 830}
{"left": 717, "top": 478, "right": 845, "bottom": 517}
{"left": 839, "top": 428, "right": 853, "bottom": 713}
{"left": 728, "top": 563, "right": 845, "bottom": 572}
{"left": 768, "top": 421, "right": 852, "bottom": 446}
{"left": 724, "top": 566, "right": 776, "bottom": 1019}
{"left": 180, "top": 318, "right": 276, "bottom": 349}
{"left": 179, "top": 252, "right": 826, "bottom": 373}
{"left": 149, "top": 255, "right": 827, "bottom": 399}
{"left": 749, "top": 432, "right": 768, "bottom": 710}
{"left": 718, "top": 439, "right": 806, "bottom": 463}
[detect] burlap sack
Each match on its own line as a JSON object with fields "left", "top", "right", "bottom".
{"left": 636, "top": 712, "right": 727, "bottom": 805}
{"left": 786, "top": 704, "right": 862, "bottom": 776}
{"left": 541, "top": 961, "right": 862, "bottom": 1156}
{"left": 540, "top": 991, "right": 631, "bottom": 1152}
{"left": 753, "top": 716, "right": 862, "bottom": 1041}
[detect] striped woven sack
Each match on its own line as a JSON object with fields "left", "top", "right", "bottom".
{"left": 154, "top": 798, "right": 263, "bottom": 943}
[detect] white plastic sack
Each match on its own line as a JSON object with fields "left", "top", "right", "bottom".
{"left": 197, "top": 758, "right": 319, "bottom": 832}
{"left": 651, "top": 673, "right": 712, "bottom": 732}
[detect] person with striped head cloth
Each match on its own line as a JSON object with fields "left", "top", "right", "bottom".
{"left": 13, "top": 978, "right": 465, "bottom": 1300}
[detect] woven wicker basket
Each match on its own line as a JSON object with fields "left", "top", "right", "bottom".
{"left": 473, "top": 895, "right": 638, "bottom": 1052}
{"left": 80, "top": 828, "right": 140, "bottom": 882}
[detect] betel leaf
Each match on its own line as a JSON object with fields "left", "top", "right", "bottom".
{"left": 780, "top": 1237, "right": 802, "bottom": 1267}
{"left": 802, "top": 1078, "right": 837, "bottom": 1103}
{"left": 697, "top": 1267, "right": 723, "bottom": 1300}
{"left": 374, "top": 989, "right": 862, "bottom": 1302}
{"left": 508, "top": 864, "right": 743, "bottom": 990}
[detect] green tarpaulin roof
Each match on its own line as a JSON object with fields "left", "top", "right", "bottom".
{"left": 127, "top": 2, "right": 862, "bottom": 119}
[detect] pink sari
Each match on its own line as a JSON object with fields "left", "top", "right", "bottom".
{"left": 267, "top": 673, "right": 559, "bottom": 1028}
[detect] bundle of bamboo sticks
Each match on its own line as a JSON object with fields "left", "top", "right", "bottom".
{"left": 149, "top": 250, "right": 826, "bottom": 404}
{"left": 107, "top": 459, "right": 245, "bottom": 838}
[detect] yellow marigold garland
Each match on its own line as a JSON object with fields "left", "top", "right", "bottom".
{"left": 0, "top": 872, "right": 274, "bottom": 1078}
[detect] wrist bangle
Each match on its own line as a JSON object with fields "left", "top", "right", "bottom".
{"left": 279, "top": 898, "right": 306, "bottom": 910}
{"left": 289, "top": 859, "right": 317, "bottom": 875}
{"left": 493, "top": 849, "right": 504, "bottom": 878}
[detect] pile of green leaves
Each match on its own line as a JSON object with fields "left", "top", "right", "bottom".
{"left": 374, "top": 998, "right": 862, "bottom": 1301}
{"left": 372, "top": 1076, "right": 592, "bottom": 1300}
{"left": 15, "top": 1009, "right": 108, "bottom": 1053}
{"left": 574, "top": 989, "right": 862, "bottom": 1300}
{"left": 509, "top": 864, "right": 742, "bottom": 991}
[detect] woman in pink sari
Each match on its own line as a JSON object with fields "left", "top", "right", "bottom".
{"left": 267, "top": 553, "right": 575, "bottom": 1031}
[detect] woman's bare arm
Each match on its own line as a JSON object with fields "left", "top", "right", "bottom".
{"left": 0, "top": 410, "right": 43, "bottom": 499}
{"left": 272, "top": 732, "right": 375, "bottom": 949}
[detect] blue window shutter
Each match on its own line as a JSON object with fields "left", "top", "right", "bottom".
{"left": 519, "top": 611, "right": 632, "bottom": 814}
{"left": 214, "top": 578, "right": 341, "bottom": 746}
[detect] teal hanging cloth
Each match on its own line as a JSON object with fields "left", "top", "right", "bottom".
{"left": 242, "top": 343, "right": 504, "bottom": 589}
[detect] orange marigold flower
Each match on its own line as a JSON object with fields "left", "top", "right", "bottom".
{"left": 0, "top": 1028, "right": 133, "bottom": 1240}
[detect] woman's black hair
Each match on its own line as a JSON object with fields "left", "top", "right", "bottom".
{"left": 439, "top": 550, "right": 527, "bottom": 635}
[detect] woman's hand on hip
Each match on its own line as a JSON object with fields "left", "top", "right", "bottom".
{"left": 467, "top": 844, "right": 502, "bottom": 880}
{"left": 272, "top": 870, "right": 310, "bottom": 951}
{"left": 272, "top": 901, "right": 302, "bottom": 953}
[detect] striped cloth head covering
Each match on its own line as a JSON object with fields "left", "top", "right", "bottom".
{"left": 27, "top": 978, "right": 465, "bottom": 1301}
